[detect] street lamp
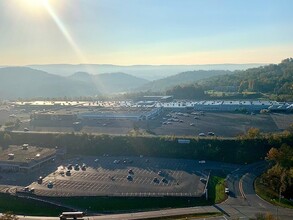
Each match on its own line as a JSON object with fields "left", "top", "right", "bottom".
{"left": 276, "top": 187, "right": 282, "bottom": 220}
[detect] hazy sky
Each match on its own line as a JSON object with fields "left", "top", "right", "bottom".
{"left": 0, "top": 0, "right": 292, "bottom": 65}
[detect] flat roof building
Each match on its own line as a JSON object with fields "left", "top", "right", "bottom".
{"left": 0, "top": 145, "right": 56, "bottom": 172}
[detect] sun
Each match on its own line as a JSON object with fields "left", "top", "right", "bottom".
{"left": 24, "top": 0, "right": 46, "bottom": 7}
{"left": 27, "top": 0, "right": 48, "bottom": 8}
{"left": 17, "top": 0, "right": 49, "bottom": 15}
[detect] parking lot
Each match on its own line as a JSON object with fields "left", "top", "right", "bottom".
{"left": 150, "top": 111, "right": 283, "bottom": 137}
{"left": 23, "top": 156, "right": 238, "bottom": 198}
{"left": 2, "top": 103, "right": 292, "bottom": 137}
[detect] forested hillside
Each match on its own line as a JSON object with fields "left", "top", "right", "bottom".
{"left": 137, "top": 70, "right": 231, "bottom": 92}
{"left": 200, "top": 58, "right": 293, "bottom": 100}
{"left": 163, "top": 58, "right": 293, "bottom": 101}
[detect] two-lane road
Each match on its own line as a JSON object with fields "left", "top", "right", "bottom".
{"left": 219, "top": 162, "right": 293, "bottom": 219}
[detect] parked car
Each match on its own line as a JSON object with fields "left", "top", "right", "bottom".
{"left": 66, "top": 170, "right": 71, "bottom": 176}
{"left": 162, "top": 178, "right": 168, "bottom": 183}
{"left": 47, "top": 181, "right": 53, "bottom": 188}
{"left": 74, "top": 164, "right": 79, "bottom": 170}
{"left": 37, "top": 176, "right": 43, "bottom": 184}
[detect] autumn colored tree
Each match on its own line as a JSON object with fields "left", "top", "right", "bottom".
{"left": 262, "top": 144, "right": 293, "bottom": 198}
{"left": 246, "top": 127, "right": 261, "bottom": 139}
{"left": 0, "top": 212, "right": 18, "bottom": 220}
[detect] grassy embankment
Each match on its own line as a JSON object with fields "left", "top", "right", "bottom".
{"left": 254, "top": 177, "right": 293, "bottom": 209}
{"left": 207, "top": 171, "right": 227, "bottom": 204}
{"left": 0, "top": 193, "right": 69, "bottom": 216}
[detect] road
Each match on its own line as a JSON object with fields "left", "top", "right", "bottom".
{"left": 218, "top": 161, "right": 293, "bottom": 219}
{"left": 14, "top": 206, "right": 221, "bottom": 220}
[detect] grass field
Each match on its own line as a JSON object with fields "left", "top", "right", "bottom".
{"left": 48, "top": 196, "right": 211, "bottom": 214}
{"left": 254, "top": 177, "right": 293, "bottom": 209}
{"left": 0, "top": 194, "right": 214, "bottom": 216}
{"left": 0, "top": 193, "right": 70, "bottom": 216}
{"left": 208, "top": 172, "right": 227, "bottom": 203}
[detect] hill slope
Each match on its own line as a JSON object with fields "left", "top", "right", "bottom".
{"left": 0, "top": 67, "right": 98, "bottom": 99}
{"left": 69, "top": 72, "right": 149, "bottom": 94}
{"left": 137, "top": 70, "right": 232, "bottom": 92}
{"left": 164, "top": 58, "right": 293, "bottom": 101}
{"left": 94, "top": 72, "right": 149, "bottom": 93}
{"left": 200, "top": 58, "right": 293, "bottom": 95}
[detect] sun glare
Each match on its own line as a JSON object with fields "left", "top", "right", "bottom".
{"left": 17, "top": 0, "right": 50, "bottom": 15}
{"left": 25, "top": 0, "right": 46, "bottom": 7}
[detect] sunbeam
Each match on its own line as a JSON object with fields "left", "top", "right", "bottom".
{"left": 41, "top": 1, "right": 108, "bottom": 91}
{"left": 43, "top": 0, "right": 88, "bottom": 64}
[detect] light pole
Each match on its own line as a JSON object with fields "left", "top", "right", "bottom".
{"left": 276, "top": 187, "right": 282, "bottom": 220}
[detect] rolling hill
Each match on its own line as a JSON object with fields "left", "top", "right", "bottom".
{"left": 69, "top": 72, "right": 149, "bottom": 94}
{"left": 28, "top": 63, "right": 263, "bottom": 80}
{"left": 136, "top": 70, "right": 232, "bottom": 92}
{"left": 163, "top": 58, "right": 293, "bottom": 101}
{"left": 0, "top": 67, "right": 98, "bottom": 99}
{"left": 0, "top": 67, "right": 149, "bottom": 99}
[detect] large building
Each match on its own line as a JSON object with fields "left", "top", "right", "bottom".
{"left": 12, "top": 100, "right": 293, "bottom": 114}
{"left": 0, "top": 145, "right": 56, "bottom": 172}
{"left": 78, "top": 107, "right": 163, "bottom": 121}
{"left": 156, "top": 100, "right": 293, "bottom": 112}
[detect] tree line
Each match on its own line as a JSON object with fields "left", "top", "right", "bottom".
{"left": 0, "top": 127, "right": 292, "bottom": 165}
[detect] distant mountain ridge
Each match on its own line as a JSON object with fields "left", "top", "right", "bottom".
{"left": 136, "top": 70, "right": 232, "bottom": 92}
{"left": 69, "top": 71, "right": 149, "bottom": 94}
{"left": 0, "top": 67, "right": 148, "bottom": 99}
{"left": 28, "top": 63, "right": 264, "bottom": 80}
{"left": 1, "top": 60, "right": 288, "bottom": 100}
{"left": 0, "top": 67, "right": 98, "bottom": 99}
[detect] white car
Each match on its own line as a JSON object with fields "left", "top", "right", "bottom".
{"left": 198, "top": 160, "right": 206, "bottom": 164}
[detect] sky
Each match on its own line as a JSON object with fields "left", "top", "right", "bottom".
{"left": 0, "top": 0, "right": 292, "bottom": 65}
